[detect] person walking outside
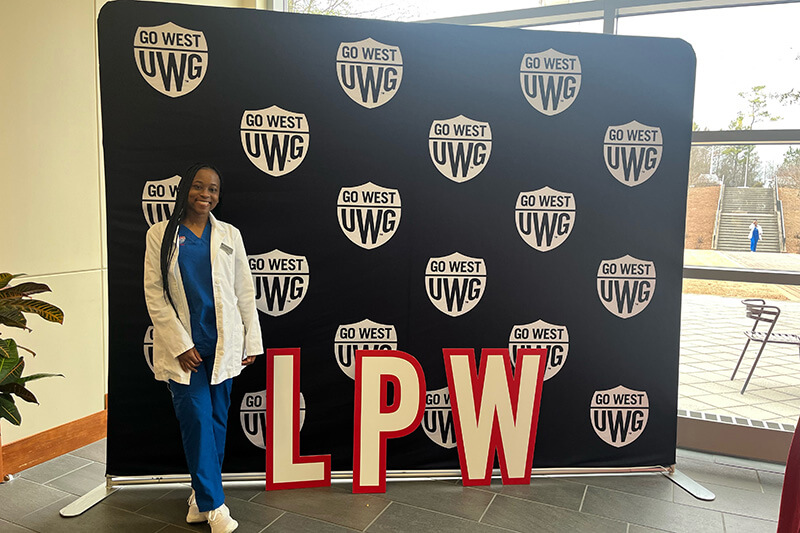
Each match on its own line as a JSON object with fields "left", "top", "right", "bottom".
{"left": 748, "top": 219, "right": 763, "bottom": 252}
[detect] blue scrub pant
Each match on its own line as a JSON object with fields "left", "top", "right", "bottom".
{"left": 169, "top": 356, "right": 232, "bottom": 512}
{"left": 751, "top": 236, "right": 759, "bottom": 252}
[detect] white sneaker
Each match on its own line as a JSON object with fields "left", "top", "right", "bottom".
{"left": 207, "top": 503, "right": 238, "bottom": 533}
{"left": 186, "top": 490, "right": 207, "bottom": 523}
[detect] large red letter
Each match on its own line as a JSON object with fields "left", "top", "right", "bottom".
{"left": 353, "top": 350, "right": 425, "bottom": 493}
{"left": 443, "top": 348, "right": 545, "bottom": 486}
{"left": 266, "top": 348, "right": 331, "bottom": 490}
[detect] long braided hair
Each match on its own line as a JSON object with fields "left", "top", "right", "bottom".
{"left": 159, "top": 163, "right": 221, "bottom": 307}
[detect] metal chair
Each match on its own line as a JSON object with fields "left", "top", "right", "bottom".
{"left": 731, "top": 299, "right": 800, "bottom": 394}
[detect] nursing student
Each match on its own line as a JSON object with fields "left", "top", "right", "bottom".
{"left": 144, "top": 163, "right": 262, "bottom": 533}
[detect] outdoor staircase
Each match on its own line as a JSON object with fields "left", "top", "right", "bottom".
{"left": 714, "top": 187, "right": 782, "bottom": 252}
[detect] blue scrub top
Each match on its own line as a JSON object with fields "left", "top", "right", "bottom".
{"left": 178, "top": 222, "right": 218, "bottom": 357}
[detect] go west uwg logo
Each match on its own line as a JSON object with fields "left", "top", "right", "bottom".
{"left": 597, "top": 255, "right": 656, "bottom": 319}
{"left": 334, "top": 319, "right": 397, "bottom": 380}
{"left": 590, "top": 385, "right": 649, "bottom": 448}
{"left": 425, "top": 253, "right": 487, "bottom": 317}
{"left": 241, "top": 106, "right": 309, "bottom": 177}
{"left": 428, "top": 116, "right": 492, "bottom": 183}
{"left": 337, "top": 38, "right": 402, "bottom": 109}
{"left": 240, "top": 389, "right": 305, "bottom": 450}
{"left": 515, "top": 187, "right": 575, "bottom": 252}
{"left": 423, "top": 386, "right": 456, "bottom": 449}
{"left": 134, "top": 22, "right": 207, "bottom": 98}
{"left": 508, "top": 320, "right": 569, "bottom": 381}
{"left": 604, "top": 121, "right": 663, "bottom": 187}
{"left": 520, "top": 49, "right": 581, "bottom": 116}
{"left": 249, "top": 250, "right": 309, "bottom": 317}
{"left": 142, "top": 175, "right": 181, "bottom": 227}
{"left": 337, "top": 182, "right": 401, "bottom": 249}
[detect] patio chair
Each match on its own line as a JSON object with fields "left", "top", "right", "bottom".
{"left": 731, "top": 298, "right": 800, "bottom": 394}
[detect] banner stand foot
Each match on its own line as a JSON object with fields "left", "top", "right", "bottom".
{"left": 663, "top": 469, "right": 715, "bottom": 501}
{"left": 59, "top": 479, "right": 118, "bottom": 517}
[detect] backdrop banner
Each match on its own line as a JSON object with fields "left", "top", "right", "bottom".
{"left": 99, "top": 0, "right": 695, "bottom": 477}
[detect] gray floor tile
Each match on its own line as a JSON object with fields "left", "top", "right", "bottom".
{"left": 566, "top": 473, "right": 673, "bottom": 502}
{"left": 102, "top": 486, "right": 180, "bottom": 513}
{"left": 672, "top": 480, "right": 780, "bottom": 521}
{"left": 222, "top": 483, "right": 265, "bottom": 502}
{"left": 154, "top": 526, "right": 198, "bottom": 533}
{"left": 133, "top": 487, "right": 199, "bottom": 529}
{"left": 379, "top": 480, "right": 494, "bottom": 520}
{"left": 44, "top": 461, "right": 107, "bottom": 496}
{"left": 225, "top": 495, "right": 285, "bottom": 532}
{"left": 18, "top": 454, "right": 91, "bottom": 485}
{"left": 757, "top": 469, "right": 786, "bottom": 495}
{"left": 266, "top": 512, "right": 360, "bottom": 532}
{"left": 722, "top": 513, "right": 778, "bottom": 533}
{"left": 68, "top": 439, "right": 107, "bottom": 464}
{"left": 250, "top": 486, "right": 389, "bottom": 530}
{"left": 628, "top": 526, "right": 672, "bottom": 533}
{"left": 16, "top": 494, "right": 168, "bottom": 533}
{"left": 0, "top": 477, "right": 71, "bottom": 522}
{"left": 367, "top": 502, "right": 507, "bottom": 533}
{"left": 481, "top": 478, "right": 588, "bottom": 510}
{"left": 481, "top": 493, "right": 627, "bottom": 533}
{"left": 714, "top": 455, "right": 786, "bottom": 474}
{"left": 675, "top": 456, "right": 763, "bottom": 492}
{"left": 0, "top": 518, "right": 36, "bottom": 532}
{"left": 580, "top": 485, "right": 724, "bottom": 533}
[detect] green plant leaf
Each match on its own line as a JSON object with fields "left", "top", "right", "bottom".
{"left": 0, "top": 282, "right": 51, "bottom": 300}
{"left": 0, "top": 357, "right": 24, "bottom": 386}
{"left": 0, "top": 393, "right": 21, "bottom": 425}
{"left": 8, "top": 299, "right": 63, "bottom": 324}
{"left": 0, "top": 382, "right": 38, "bottom": 404}
{"left": 19, "top": 372, "right": 63, "bottom": 383}
{"left": 0, "top": 338, "right": 19, "bottom": 359}
{"left": 0, "top": 273, "right": 20, "bottom": 290}
{"left": 0, "top": 305, "right": 27, "bottom": 329}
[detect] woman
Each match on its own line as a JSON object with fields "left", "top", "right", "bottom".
{"left": 144, "top": 163, "right": 262, "bottom": 533}
{"left": 748, "top": 219, "right": 762, "bottom": 252}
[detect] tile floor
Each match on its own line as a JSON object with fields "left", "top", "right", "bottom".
{"left": 680, "top": 293, "right": 800, "bottom": 428}
{"left": 0, "top": 439, "right": 788, "bottom": 533}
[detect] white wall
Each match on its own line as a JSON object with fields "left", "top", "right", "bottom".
{"left": 0, "top": 0, "right": 262, "bottom": 445}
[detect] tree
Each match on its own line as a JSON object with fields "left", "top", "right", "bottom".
{"left": 288, "top": 0, "right": 354, "bottom": 16}
{"left": 715, "top": 86, "right": 780, "bottom": 187}
{"left": 777, "top": 147, "right": 800, "bottom": 188}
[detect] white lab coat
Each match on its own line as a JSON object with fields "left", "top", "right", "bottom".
{"left": 748, "top": 223, "right": 763, "bottom": 240}
{"left": 144, "top": 213, "right": 263, "bottom": 385}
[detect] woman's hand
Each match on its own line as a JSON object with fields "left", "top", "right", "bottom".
{"left": 242, "top": 355, "right": 257, "bottom": 366}
{"left": 177, "top": 347, "right": 203, "bottom": 372}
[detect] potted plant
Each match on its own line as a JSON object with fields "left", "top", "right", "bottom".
{"left": 0, "top": 273, "right": 63, "bottom": 427}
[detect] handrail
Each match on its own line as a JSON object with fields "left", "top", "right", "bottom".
{"left": 711, "top": 183, "right": 724, "bottom": 249}
{"left": 775, "top": 185, "right": 786, "bottom": 252}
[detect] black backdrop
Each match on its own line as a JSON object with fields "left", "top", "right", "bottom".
{"left": 99, "top": 0, "right": 695, "bottom": 477}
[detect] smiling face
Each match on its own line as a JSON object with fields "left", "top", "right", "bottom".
{"left": 185, "top": 167, "right": 220, "bottom": 218}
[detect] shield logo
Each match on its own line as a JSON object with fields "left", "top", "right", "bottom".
{"left": 422, "top": 387, "right": 457, "bottom": 449}
{"left": 334, "top": 319, "right": 398, "bottom": 380}
{"left": 134, "top": 22, "right": 208, "bottom": 98}
{"left": 515, "top": 187, "right": 575, "bottom": 252}
{"left": 336, "top": 38, "right": 403, "bottom": 109}
{"left": 604, "top": 121, "right": 663, "bottom": 186}
{"left": 590, "top": 386, "right": 649, "bottom": 448}
{"left": 508, "top": 319, "right": 569, "bottom": 381}
{"left": 337, "top": 182, "right": 401, "bottom": 249}
{"left": 241, "top": 106, "right": 309, "bottom": 177}
{"left": 428, "top": 116, "right": 492, "bottom": 183}
{"left": 425, "top": 252, "right": 487, "bottom": 317}
{"left": 142, "top": 175, "right": 181, "bottom": 227}
{"left": 249, "top": 250, "right": 310, "bottom": 316}
{"left": 597, "top": 255, "right": 656, "bottom": 319}
{"left": 520, "top": 49, "right": 581, "bottom": 116}
{"left": 240, "top": 390, "right": 306, "bottom": 450}
{"left": 143, "top": 325, "right": 155, "bottom": 373}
